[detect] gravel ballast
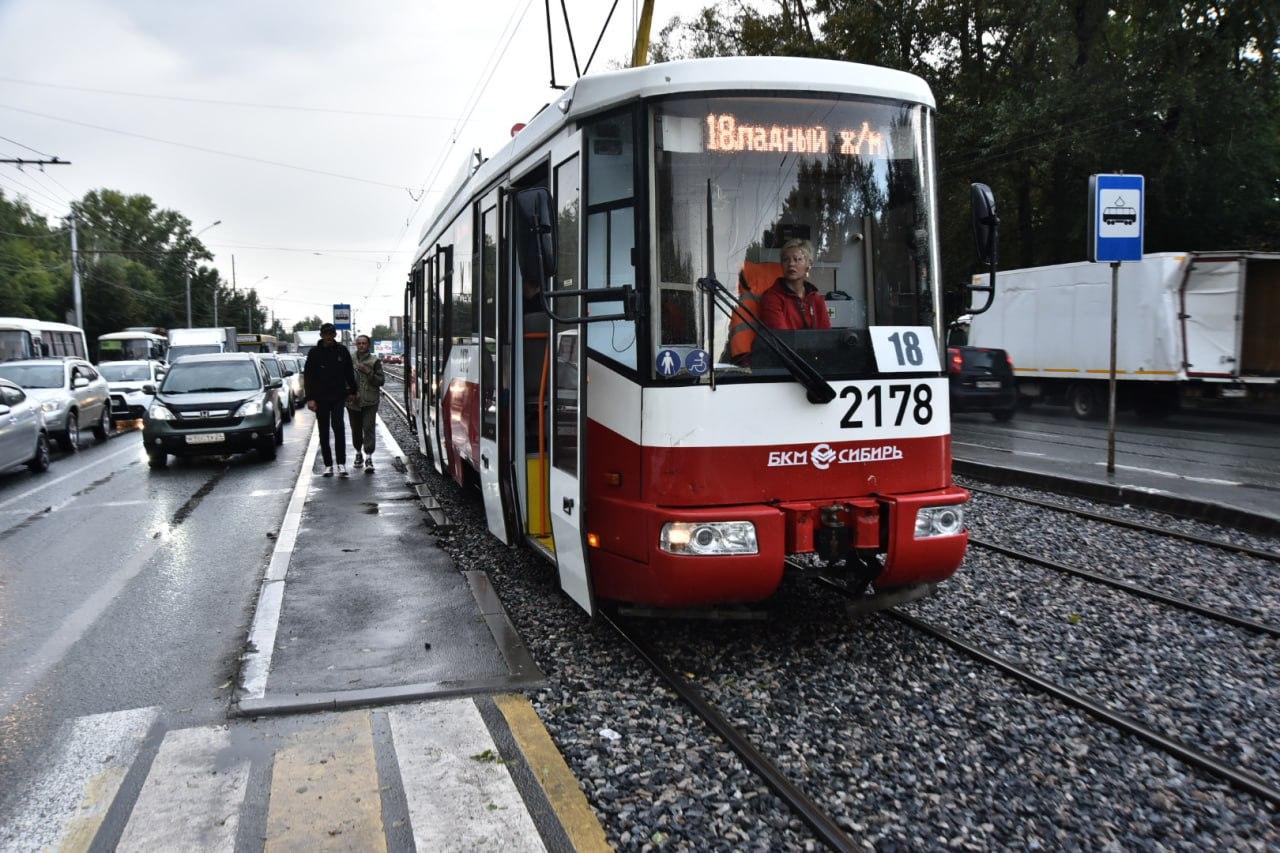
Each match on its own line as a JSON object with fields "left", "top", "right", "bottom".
{"left": 380, "top": 383, "right": 1279, "bottom": 849}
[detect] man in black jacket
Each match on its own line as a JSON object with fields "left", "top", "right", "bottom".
{"left": 303, "top": 323, "right": 358, "bottom": 476}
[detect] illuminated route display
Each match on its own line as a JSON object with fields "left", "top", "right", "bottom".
{"left": 704, "top": 113, "right": 886, "bottom": 157}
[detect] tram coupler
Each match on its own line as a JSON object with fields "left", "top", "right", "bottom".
{"left": 814, "top": 505, "right": 851, "bottom": 564}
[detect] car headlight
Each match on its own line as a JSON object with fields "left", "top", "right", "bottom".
{"left": 235, "top": 397, "right": 264, "bottom": 417}
{"left": 41, "top": 400, "right": 61, "bottom": 413}
{"left": 148, "top": 404, "right": 175, "bottom": 421}
{"left": 659, "top": 521, "right": 758, "bottom": 555}
{"left": 914, "top": 505, "right": 965, "bottom": 538}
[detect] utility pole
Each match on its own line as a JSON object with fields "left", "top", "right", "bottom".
{"left": 185, "top": 266, "right": 192, "bottom": 328}
{"left": 213, "top": 283, "right": 218, "bottom": 326}
{"left": 69, "top": 211, "right": 83, "bottom": 329}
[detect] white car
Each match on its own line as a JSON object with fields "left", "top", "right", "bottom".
{"left": 0, "top": 378, "right": 50, "bottom": 474}
{"left": 0, "top": 358, "right": 111, "bottom": 450}
{"left": 99, "top": 360, "right": 166, "bottom": 423}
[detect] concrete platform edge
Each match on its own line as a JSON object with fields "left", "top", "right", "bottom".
{"left": 232, "top": 673, "right": 547, "bottom": 718}
{"left": 954, "top": 459, "right": 1280, "bottom": 536}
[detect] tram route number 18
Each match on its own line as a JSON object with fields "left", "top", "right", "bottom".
{"left": 868, "top": 325, "right": 941, "bottom": 374}
{"left": 840, "top": 383, "right": 933, "bottom": 429}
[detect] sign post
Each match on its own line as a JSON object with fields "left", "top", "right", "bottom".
{"left": 333, "top": 303, "right": 352, "bottom": 331}
{"left": 1088, "top": 173, "right": 1144, "bottom": 474}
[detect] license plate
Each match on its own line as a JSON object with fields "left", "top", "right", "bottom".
{"left": 185, "top": 432, "right": 225, "bottom": 445}
{"left": 1220, "top": 388, "right": 1247, "bottom": 398}
{"left": 976, "top": 380, "right": 1002, "bottom": 389}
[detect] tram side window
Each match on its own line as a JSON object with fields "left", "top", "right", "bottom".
{"left": 449, "top": 212, "right": 476, "bottom": 345}
{"left": 551, "top": 156, "right": 581, "bottom": 476}
{"left": 584, "top": 115, "right": 637, "bottom": 371}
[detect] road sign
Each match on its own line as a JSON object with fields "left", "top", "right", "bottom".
{"left": 333, "top": 303, "right": 352, "bottom": 330}
{"left": 1088, "top": 174, "right": 1144, "bottom": 262}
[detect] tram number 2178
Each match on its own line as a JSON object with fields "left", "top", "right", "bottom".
{"left": 840, "top": 383, "right": 934, "bottom": 429}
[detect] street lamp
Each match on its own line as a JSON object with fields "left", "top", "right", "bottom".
{"left": 186, "top": 219, "right": 222, "bottom": 328}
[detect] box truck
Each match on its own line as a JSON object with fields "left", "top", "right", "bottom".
{"left": 167, "top": 327, "right": 238, "bottom": 362}
{"left": 967, "top": 252, "right": 1279, "bottom": 418}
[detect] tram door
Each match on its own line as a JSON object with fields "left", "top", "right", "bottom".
{"left": 547, "top": 134, "right": 595, "bottom": 615}
{"left": 426, "top": 247, "right": 450, "bottom": 475}
{"left": 478, "top": 191, "right": 511, "bottom": 543}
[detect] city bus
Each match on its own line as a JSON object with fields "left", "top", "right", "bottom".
{"left": 0, "top": 318, "right": 89, "bottom": 361}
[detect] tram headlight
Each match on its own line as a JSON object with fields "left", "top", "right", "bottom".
{"left": 914, "top": 505, "right": 965, "bottom": 539}
{"left": 659, "top": 521, "right": 758, "bottom": 555}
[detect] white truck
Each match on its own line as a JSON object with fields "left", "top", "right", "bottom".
{"left": 294, "top": 330, "right": 321, "bottom": 357}
{"left": 967, "top": 251, "right": 1279, "bottom": 418}
{"left": 167, "top": 327, "right": 238, "bottom": 363}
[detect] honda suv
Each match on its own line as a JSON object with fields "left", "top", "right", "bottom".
{"left": 142, "top": 353, "right": 284, "bottom": 469}
{"left": 947, "top": 346, "right": 1017, "bottom": 421}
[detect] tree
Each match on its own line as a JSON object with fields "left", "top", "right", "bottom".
{"left": 368, "top": 324, "right": 395, "bottom": 341}
{"left": 292, "top": 315, "right": 324, "bottom": 333}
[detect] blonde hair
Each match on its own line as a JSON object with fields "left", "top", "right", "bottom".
{"left": 780, "top": 238, "right": 814, "bottom": 266}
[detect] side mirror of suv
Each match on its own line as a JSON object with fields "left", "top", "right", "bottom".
{"left": 268, "top": 378, "right": 283, "bottom": 389}
{"left": 72, "top": 377, "right": 90, "bottom": 389}
{"left": 0, "top": 404, "right": 10, "bottom": 416}
{"left": 142, "top": 383, "right": 157, "bottom": 395}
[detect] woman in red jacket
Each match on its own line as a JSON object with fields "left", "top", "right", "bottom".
{"left": 759, "top": 239, "right": 831, "bottom": 331}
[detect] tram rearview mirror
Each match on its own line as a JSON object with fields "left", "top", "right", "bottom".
{"left": 970, "top": 183, "right": 999, "bottom": 267}
{"left": 514, "top": 187, "right": 557, "bottom": 282}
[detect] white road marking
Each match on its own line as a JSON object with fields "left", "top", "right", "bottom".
{"left": 0, "top": 706, "right": 158, "bottom": 852}
{"left": 116, "top": 726, "right": 251, "bottom": 852}
{"left": 0, "top": 442, "right": 140, "bottom": 510}
{"left": 1096, "top": 462, "right": 1243, "bottom": 487}
{"left": 239, "top": 424, "right": 319, "bottom": 700}
{"left": 375, "top": 414, "right": 406, "bottom": 464}
{"left": 389, "top": 700, "right": 545, "bottom": 852}
{"left": 952, "top": 440, "right": 1046, "bottom": 457}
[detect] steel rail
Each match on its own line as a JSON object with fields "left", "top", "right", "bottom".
{"left": 967, "top": 484, "right": 1280, "bottom": 564}
{"left": 878, "top": 605, "right": 1280, "bottom": 809}
{"left": 601, "top": 609, "right": 857, "bottom": 852}
{"left": 969, "top": 537, "right": 1280, "bottom": 638}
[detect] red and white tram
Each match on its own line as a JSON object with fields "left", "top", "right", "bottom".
{"left": 403, "top": 57, "right": 998, "bottom": 615}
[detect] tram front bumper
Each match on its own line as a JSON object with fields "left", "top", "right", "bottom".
{"left": 586, "top": 487, "right": 970, "bottom": 608}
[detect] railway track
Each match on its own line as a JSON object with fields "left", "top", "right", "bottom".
{"left": 968, "top": 536, "right": 1280, "bottom": 638}
{"left": 826, "top": 581, "right": 1280, "bottom": 810}
{"left": 966, "top": 484, "right": 1280, "bottom": 564}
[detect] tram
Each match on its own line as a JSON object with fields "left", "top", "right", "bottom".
{"left": 403, "top": 57, "right": 999, "bottom": 614}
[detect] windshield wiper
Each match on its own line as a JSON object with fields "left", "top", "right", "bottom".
{"left": 179, "top": 387, "right": 238, "bottom": 393}
{"left": 696, "top": 180, "right": 836, "bottom": 405}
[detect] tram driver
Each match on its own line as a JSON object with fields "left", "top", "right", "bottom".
{"left": 759, "top": 239, "right": 831, "bottom": 331}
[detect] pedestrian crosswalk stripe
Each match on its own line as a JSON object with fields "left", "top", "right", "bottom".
{"left": 116, "top": 725, "right": 250, "bottom": 852}
{"left": 0, "top": 706, "right": 157, "bottom": 853}
{"left": 389, "top": 699, "right": 546, "bottom": 852}
{"left": 265, "top": 710, "right": 386, "bottom": 852}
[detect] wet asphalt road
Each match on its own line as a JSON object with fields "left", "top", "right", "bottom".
{"left": 0, "top": 412, "right": 314, "bottom": 806}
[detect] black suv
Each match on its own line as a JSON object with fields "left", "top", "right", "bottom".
{"left": 948, "top": 346, "right": 1017, "bottom": 421}
{"left": 141, "top": 353, "right": 284, "bottom": 468}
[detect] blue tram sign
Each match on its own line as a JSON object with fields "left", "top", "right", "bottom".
{"left": 332, "top": 303, "right": 352, "bottom": 331}
{"left": 1088, "top": 174, "right": 1144, "bottom": 262}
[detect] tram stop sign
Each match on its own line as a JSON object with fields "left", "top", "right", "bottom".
{"left": 1088, "top": 174, "right": 1144, "bottom": 263}
{"left": 332, "top": 303, "right": 352, "bottom": 331}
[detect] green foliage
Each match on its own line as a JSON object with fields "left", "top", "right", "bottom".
{"left": 292, "top": 315, "right": 324, "bottom": 332}
{"left": 368, "top": 324, "right": 395, "bottom": 341}
{"left": 656, "top": 0, "right": 1280, "bottom": 315}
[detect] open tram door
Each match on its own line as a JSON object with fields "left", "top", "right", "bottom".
{"left": 514, "top": 134, "right": 594, "bottom": 615}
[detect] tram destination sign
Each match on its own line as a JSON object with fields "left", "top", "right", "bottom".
{"left": 704, "top": 113, "right": 891, "bottom": 158}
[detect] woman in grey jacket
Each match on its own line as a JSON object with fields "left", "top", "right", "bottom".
{"left": 346, "top": 335, "right": 385, "bottom": 470}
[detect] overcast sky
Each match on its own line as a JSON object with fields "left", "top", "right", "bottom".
{"left": 0, "top": 0, "right": 705, "bottom": 334}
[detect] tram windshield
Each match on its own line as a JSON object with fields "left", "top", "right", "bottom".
{"left": 652, "top": 95, "right": 939, "bottom": 381}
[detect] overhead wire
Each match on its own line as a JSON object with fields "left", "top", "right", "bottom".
{"left": 0, "top": 134, "right": 56, "bottom": 159}
{"left": 0, "top": 76, "right": 458, "bottom": 121}
{"left": 0, "top": 103, "right": 415, "bottom": 193}
{"left": 361, "top": 0, "right": 538, "bottom": 306}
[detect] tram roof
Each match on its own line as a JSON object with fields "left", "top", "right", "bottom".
{"left": 417, "top": 57, "right": 934, "bottom": 252}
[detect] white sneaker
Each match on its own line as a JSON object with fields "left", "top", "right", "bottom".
{"left": 364, "top": 457, "right": 374, "bottom": 471}
{"left": 337, "top": 464, "right": 349, "bottom": 477}
{"left": 322, "top": 465, "right": 334, "bottom": 477}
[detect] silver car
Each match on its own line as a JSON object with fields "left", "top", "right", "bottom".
{"left": 0, "top": 378, "right": 50, "bottom": 474}
{"left": 99, "top": 359, "right": 166, "bottom": 423}
{"left": 0, "top": 358, "right": 111, "bottom": 450}
{"left": 278, "top": 354, "right": 305, "bottom": 407}
{"left": 257, "top": 355, "right": 295, "bottom": 422}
